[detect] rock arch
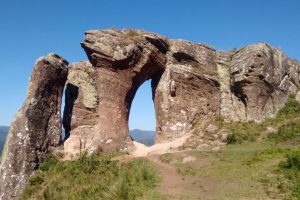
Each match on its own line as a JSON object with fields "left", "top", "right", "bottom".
{"left": 63, "top": 30, "right": 168, "bottom": 155}
{"left": 63, "top": 30, "right": 222, "bottom": 156}
{"left": 63, "top": 30, "right": 298, "bottom": 157}
{"left": 1, "top": 29, "right": 300, "bottom": 199}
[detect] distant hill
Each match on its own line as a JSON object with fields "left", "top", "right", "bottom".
{"left": 130, "top": 129, "right": 156, "bottom": 146}
{"left": 0, "top": 127, "right": 155, "bottom": 155}
{"left": 0, "top": 126, "right": 9, "bottom": 156}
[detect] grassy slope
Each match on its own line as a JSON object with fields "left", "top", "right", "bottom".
{"left": 21, "top": 98, "right": 300, "bottom": 200}
{"left": 217, "top": 98, "right": 300, "bottom": 144}
{"left": 159, "top": 142, "right": 294, "bottom": 200}
{"left": 157, "top": 98, "right": 300, "bottom": 200}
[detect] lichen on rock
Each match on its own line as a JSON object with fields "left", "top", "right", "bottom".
{"left": 1, "top": 29, "right": 300, "bottom": 200}
{"left": 0, "top": 53, "right": 68, "bottom": 200}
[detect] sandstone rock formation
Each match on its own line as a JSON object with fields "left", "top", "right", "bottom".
{"left": 0, "top": 53, "right": 68, "bottom": 199}
{"left": 218, "top": 43, "right": 292, "bottom": 121}
{"left": 62, "top": 29, "right": 300, "bottom": 156}
{"left": 68, "top": 29, "right": 168, "bottom": 154}
{"left": 62, "top": 61, "right": 99, "bottom": 156}
{"left": 155, "top": 40, "right": 220, "bottom": 142}
{"left": 1, "top": 29, "right": 300, "bottom": 199}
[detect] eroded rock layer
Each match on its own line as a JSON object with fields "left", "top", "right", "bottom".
{"left": 218, "top": 43, "right": 294, "bottom": 121}
{"left": 62, "top": 29, "right": 300, "bottom": 155}
{"left": 0, "top": 53, "right": 68, "bottom": 200}
{"left": 76, "top": 29, "right": 168, "bottom": 153}
{"left": 1, "top": 29, "right": 300, "bottom": 200}
{"left": 155, "top": 40, "right": 220, "bottom": 142}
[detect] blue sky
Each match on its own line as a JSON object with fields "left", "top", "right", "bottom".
{"left": 0, "top": 0, "right": 299, "bottom": 130}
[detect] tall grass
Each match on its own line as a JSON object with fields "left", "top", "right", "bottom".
{"left": 20, "top": 153, "right": 161, "bottom": 200}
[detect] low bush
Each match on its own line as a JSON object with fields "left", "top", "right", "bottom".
{"left": 280, "top": 149, "right": 300, "bottom": 170}
{"left": 268, "top": 120, "right": 300, "bottom": 143}
{"left": 279, "top": 148, "right": 300, "bottom": 198}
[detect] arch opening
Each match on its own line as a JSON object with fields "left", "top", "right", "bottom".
{"left": 129, "top": 80, "right": 156, "bottom": 146}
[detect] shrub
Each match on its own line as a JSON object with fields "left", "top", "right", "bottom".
{"left": 29, "top": 175, "right": 44, "bottom": 186}
{"left": 269, "top": 120, "right": 300, "bottom": 143}
{"left": 280, "top": 149, "right": 300, "bottom": 170}
{"left": 217, "top": 120, "right": 263, "bottom": 144}
{"left": 279, "top": 148, "right": 300, "bottom": 198}
{"left": 278, "top": 99, "right": 300, "bottom": 118}
{"left": 226, "top": 133, "right": 237, "bottom": 144}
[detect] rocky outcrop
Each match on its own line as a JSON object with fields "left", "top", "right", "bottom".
{"left": 219, "top": 43, "right": 294, "bottom": 121}
{"left": 288, "top": 58, "right": 300, "bottom": 96}
{"left": 1, "top": 29, "right": 300, "bottom": 199}
{"left": 155, "top": 40, "right": 220, "bottom": 142}
{"left": 0, "top": 53, "right": 68, "bottom": 199}
{"left": 62, "top": 29, "right": 300, "bottom": 156}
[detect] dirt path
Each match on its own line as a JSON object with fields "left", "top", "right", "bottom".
{"left": 128, "top": 138, "right": 285, "bottom": 199}
{"left": 128, "top": 136, "right": 220, "bottom": 200}
{"left": 148, "top": 155, "right": 218, "bottom": 200}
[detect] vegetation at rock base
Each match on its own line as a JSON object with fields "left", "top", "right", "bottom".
{"left": 217, "top": 98, "right": 300, "bottom": 144}
{"left": 279, "top": 148, "right": 300, "bottom": 198}
{"left": 20, "top": 97, "right": 300, "bottom": 200}
{"left": 20, "top": 153, "right": 161, "bottom": 200}
{"left": 155, "top": 97, "right": 300, "bottom": 199}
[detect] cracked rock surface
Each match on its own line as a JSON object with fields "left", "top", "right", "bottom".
{"left": 0, "top": 53, "right": 68, "bottom": 200}
{"left": 1, "top": 29, "right": 300, "bottom": 200}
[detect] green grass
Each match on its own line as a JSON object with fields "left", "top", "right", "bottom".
{"left": 216, "top": 98, "right": 300, "bottom": 144}
{"left": 20, "top": 153, "right": 161, "bottom": 200}
{"left": 244, "top": 146, "right": 288, "bottom": 165}
{"left": 19, "top": 98, "right": 300, "bottom": 200}
{"left": 194, "top": 98, "right": 300, "bottom": 199}
{"left": 191, "top": 142, "right": 293, "bottom": 199}
{"left": 158, "top": 142, "right": 296, "bottom": 199}
{"left": 269, "top": 120, "right": 300, "bottom": 143}
{"left": 280, "top": 148, "right": 300, "bottom": 198}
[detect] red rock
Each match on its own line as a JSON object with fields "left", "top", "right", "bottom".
{"left": 0, "top": 53, "right": 68, "bottom": 199}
